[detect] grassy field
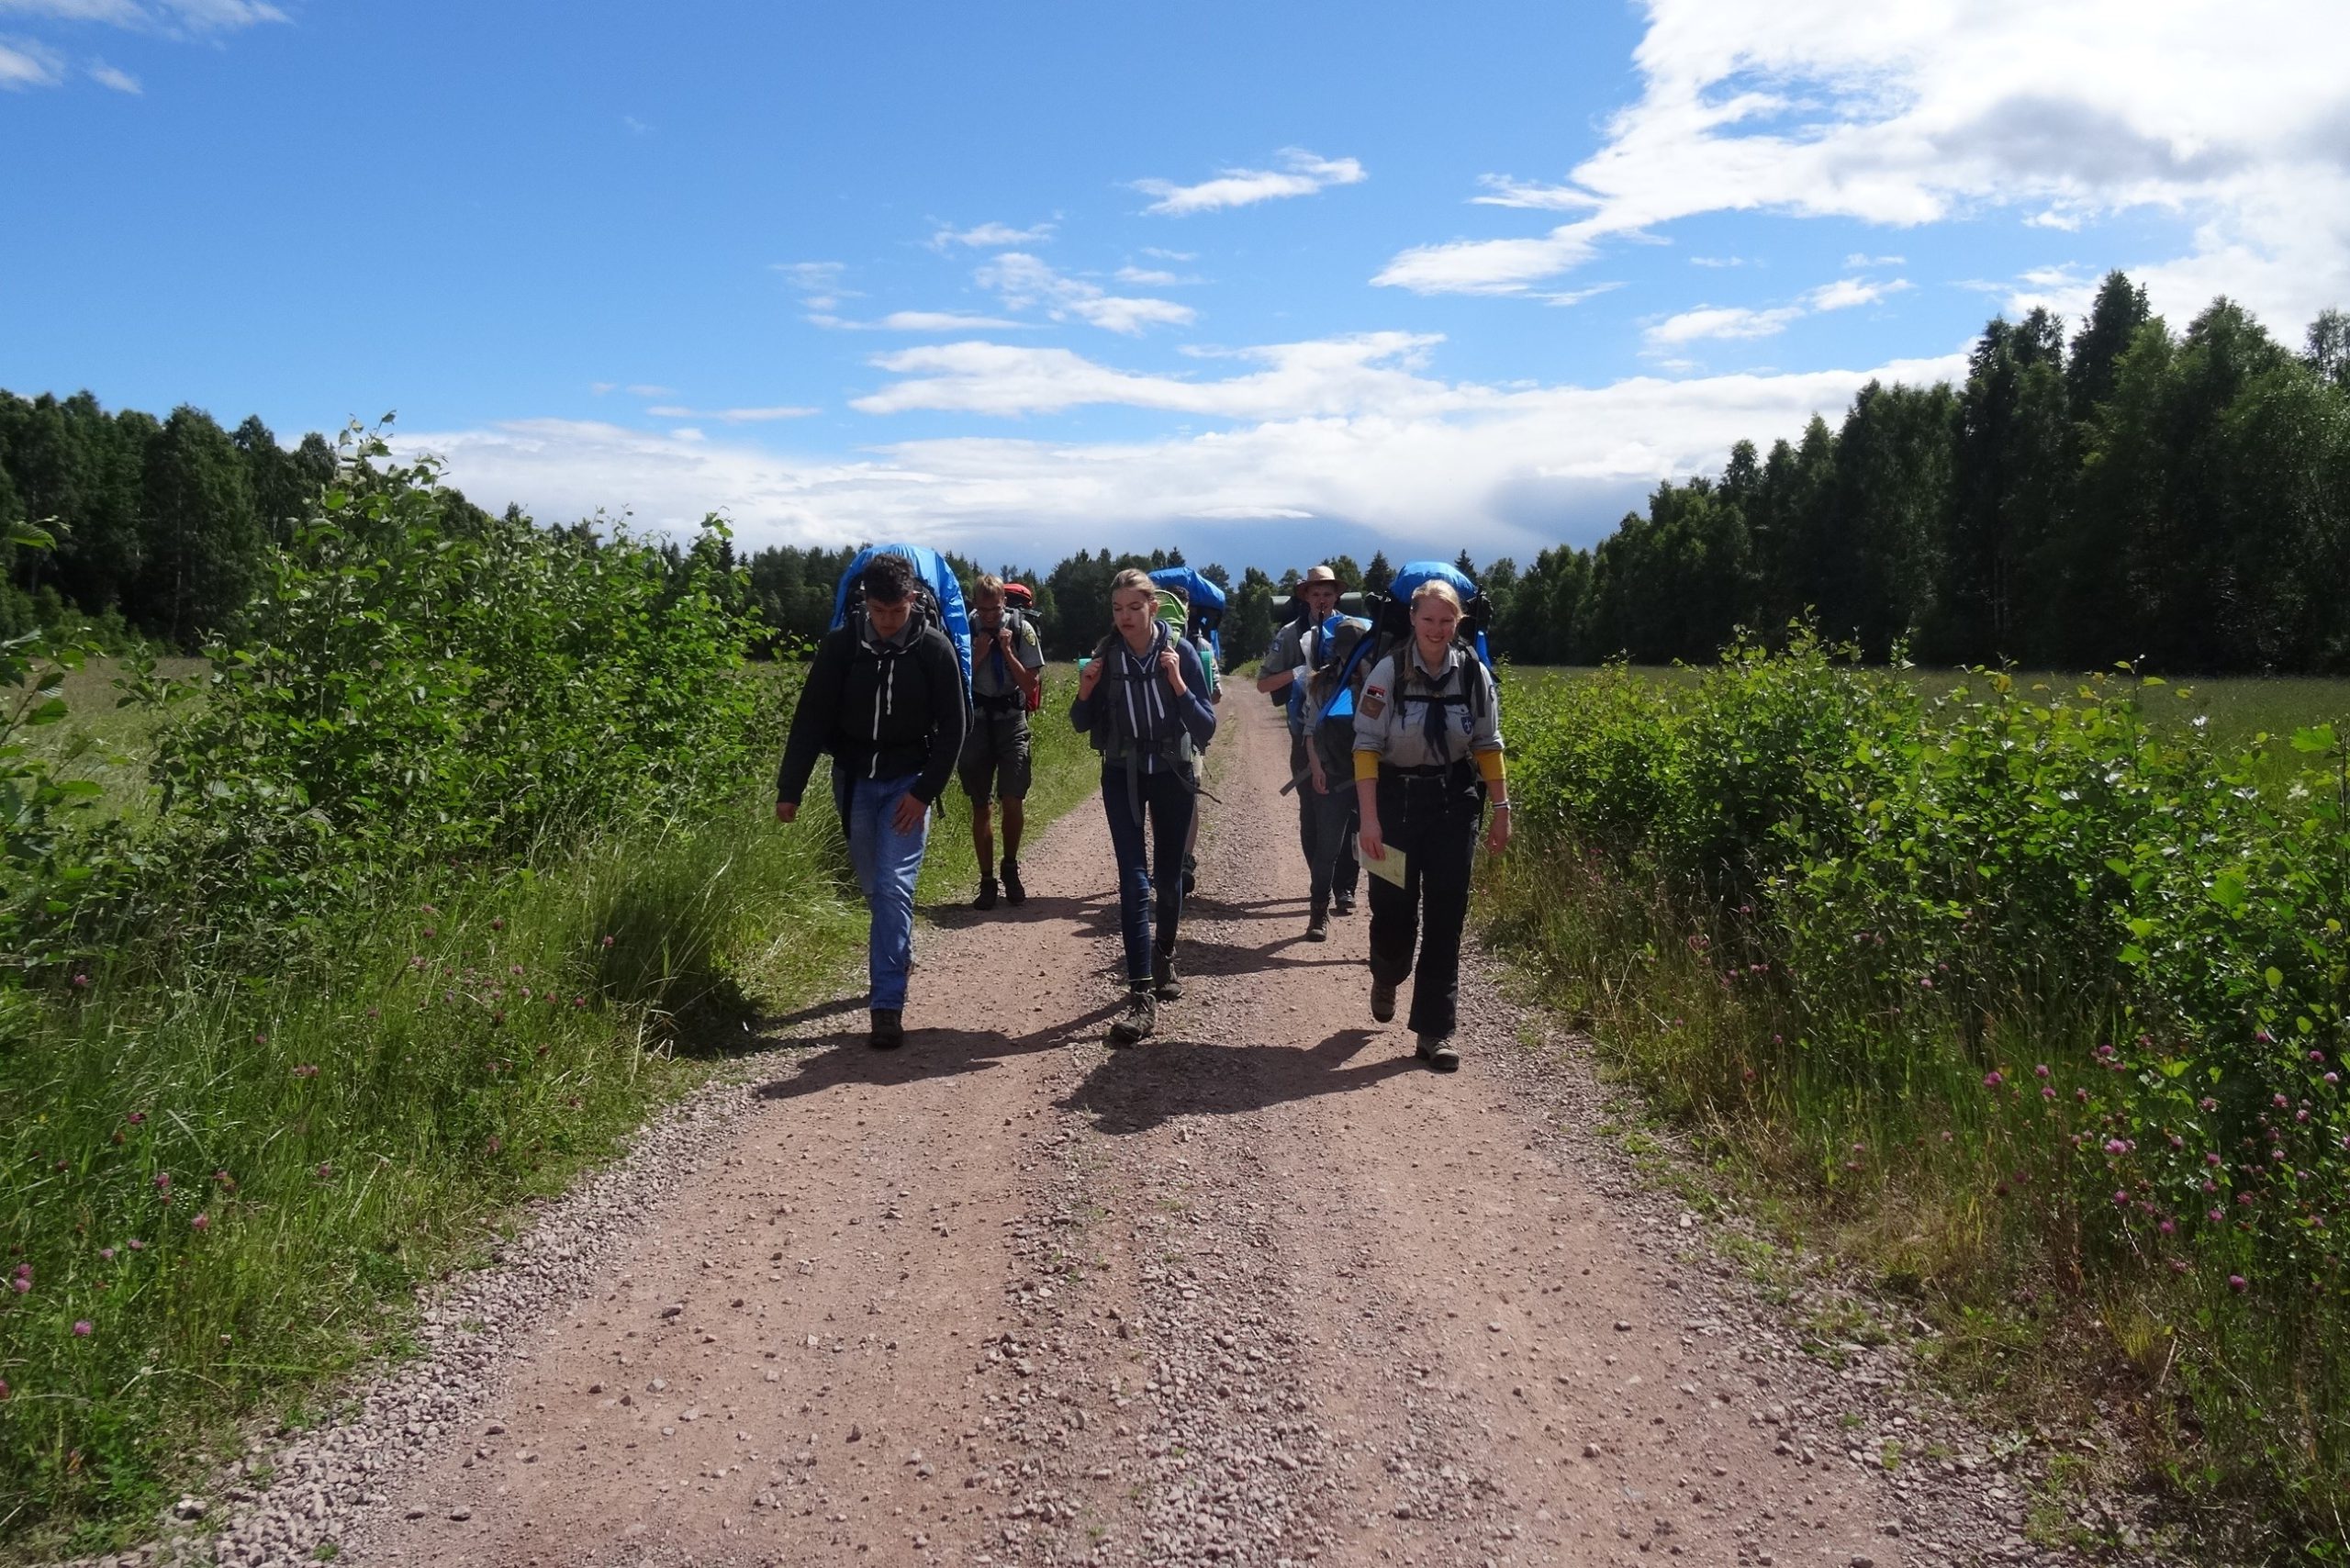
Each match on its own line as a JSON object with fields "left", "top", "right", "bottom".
{"left": 1482, "top": 650, "right": 2350, "bottom": 1561}
{"left": 0, "top": 659, "right": 1102, "bottom": 1556}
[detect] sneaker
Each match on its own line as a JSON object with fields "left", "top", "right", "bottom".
{"left": 1332, "top": 891, "right": 1356, "bottom": 916}
{"left": 971, "top": 878, "right": 999, "bottom": 912}
{"left": 1001, "top": 859, "right": 1026, "bottom": 906}
{"left": 1370, "top": 976, "right": 1397, "bottom": 1024}
{"left": 1107, "top": 985, "right": 1157, "bottom": 1045}
{"left": 1152, "top": 952, "right": 1183, "bottom": 1002}
{"left": 869, "top": 1008, "right": 905, "bottom": 1050}
{"left": 1416, "top": 1033, "right": 1459, "bottom": 1071}
{"left": 1305, "top": 908, "right": 1329, "bottom": 943}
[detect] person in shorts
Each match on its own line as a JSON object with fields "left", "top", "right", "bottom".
{"left": 961, "top": 573, "right": 1044, "bottom": 910}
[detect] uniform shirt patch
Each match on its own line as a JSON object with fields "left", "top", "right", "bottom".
{"left": 1360, "top": 689, "right": 1386, "bottom": 719}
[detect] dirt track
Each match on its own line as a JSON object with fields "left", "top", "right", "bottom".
{"left": 331, "top": 694, "right": 2041, "bottom": 1567}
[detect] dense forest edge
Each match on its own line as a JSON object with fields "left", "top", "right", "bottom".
{"left": 7, "top": 270, "right": 2348, "bottom": 677}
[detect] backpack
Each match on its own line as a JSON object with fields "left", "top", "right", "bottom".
{"left": 978, "top": 582, "right": 1045, "bottom": 716}
{"left": 828, "top": 544, "right": 975, "bottom": 699}
{"left": 1326, "top": 561, "right": 1496, "bottom": 746}
{"left": 1086, "top": 620, "right": 1200, "bottom": 823}
{"left": 1304, "top": 613, "right": 1378, "bottom": 778}
{"left": 1147, "top": 566, "right": 1227, "bottom": 684}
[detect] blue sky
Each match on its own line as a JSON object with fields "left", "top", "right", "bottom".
{"left": 5, "top": 0, "right": 2345, "bottom": 573}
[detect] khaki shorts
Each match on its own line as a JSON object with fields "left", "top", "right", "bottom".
{"left": 959, "top": 713, "right": 1033, "bottom": 802}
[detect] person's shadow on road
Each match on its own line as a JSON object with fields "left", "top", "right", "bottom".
{"left": 1057, "top": 1027, "right": 1420, "bottom": 1135}
{"left": 751, "top": 1003, "right": 1125, "bottom": 1102}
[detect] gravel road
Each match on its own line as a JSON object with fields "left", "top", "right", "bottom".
{"left": 100, "top": 694, "right": 2107, "bottom": 1568}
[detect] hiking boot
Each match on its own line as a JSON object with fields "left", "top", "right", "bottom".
{"left": 1153, "top": 952, "right": 1183, "bottom": 1002}
{"left": 1416, "top": 1033, "right": 1460, "bottom": 1071}
{"left": 1107, "top": 984, "right": 1157, "bottom": 1045}
{"left": 1001, "top": 859, "right": 1026, "bottom": 907}
{"left": 1370, "top": 975, "right": 1397, "bottom": 1024}
{"left": 971, "top": 877, "right": 999, "bottom": 912}
{"left": 869, "top": 1008, "right": 905, "bottom": 1050}
{"left": 1305, "top": 905, "right": 1330, "bottom": 942}
{"left": 1332, "top": 890, "right": 1356, "bottom": 916}
{"left": 1181, "top": 855, "right": 1197, "bottom": 900}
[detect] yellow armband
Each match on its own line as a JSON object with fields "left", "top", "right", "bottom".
{"left": 1353, "top": 750, "right": 1380, "bottom": 782}
{"left": 1475, "top": 750, "right": 1506, "bottom": 786}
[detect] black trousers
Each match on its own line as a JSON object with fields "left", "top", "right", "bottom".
{"left": 1292, "top": 731, "right": 1359, "bottom": 901}
{"left": 1366, "top": 762, "right": 1483, "bottom": 1040}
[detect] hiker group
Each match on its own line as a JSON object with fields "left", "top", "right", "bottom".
{"left": 775, "top": 547, "right": 1509, "bottom": 1070}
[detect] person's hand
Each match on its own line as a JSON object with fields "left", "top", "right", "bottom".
{"left": 1308, "top": 755, "right": 1328, "bottom": 795}
{"left": 892, "top": 792, "right": 928, "bottom": 834}
{"left": 775, "top": 799, "right": 798, "bottom": 823}
{"left": 1078, "top": 657, "right": 1104, "bottom": 699}
{"left": 994, "top": 626, "right": 1014, "bottom": 655}
{"left": 1357, "top": 814, "right": 1384, "bottom": 862}
{"left": 1158, "top": 645, "right": 1185, "bottom": 694}
{"left": 1212, "top": 685, "right": 1225, "bottom": 705}
{"left": 1486, "top": 804, "right": 1512, "bottom": 856}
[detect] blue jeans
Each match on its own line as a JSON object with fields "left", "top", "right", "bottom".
{"left": 842, "top": 772, "right": 929, "bottom": 1010}
{"left": 1102, "top": 765, "right": 1194, "bottom": 983}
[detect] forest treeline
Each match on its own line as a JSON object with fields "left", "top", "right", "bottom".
{"left": 8, "top": 271, "right": 2344, "bottom": 672}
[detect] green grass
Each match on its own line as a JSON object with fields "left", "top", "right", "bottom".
{"left": 10, "top": 656, "right": 205, "bottom": 823}
{"left": 1482, "top": 655, "right": 2350, "bottom": 1562}
{"left": 0, "top": 664, "right": 1102, "bottom": 1558}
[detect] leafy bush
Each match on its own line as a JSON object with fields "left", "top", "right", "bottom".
{"left": 1493, "top": 642, "right": 2350, "bottom": 1532}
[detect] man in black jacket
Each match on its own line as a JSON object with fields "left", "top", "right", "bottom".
{"left": 774, "top": 553, "right": 969, "bottom": 1048}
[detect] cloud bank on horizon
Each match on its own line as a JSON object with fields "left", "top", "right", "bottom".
{"left": 9, "top": 0, "right": 2347, "bottom": 572}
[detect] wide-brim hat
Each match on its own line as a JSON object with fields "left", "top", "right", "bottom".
{"left": 1299, "top": 564, "right": 1340, "bottom": 587}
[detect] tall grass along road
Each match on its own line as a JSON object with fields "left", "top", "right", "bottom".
{"left": 166, "top": 690, "right": 2052, "bottom": 1568}
{"left": 1489, "top": 638, "right": 2350, "bottom": 1562}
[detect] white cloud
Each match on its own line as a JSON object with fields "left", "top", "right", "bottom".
{"left": 588, "top": 381, "right": 616, "bottom": 396}
{"left": 1538, "top": 283, "right": 1625, "bottom": 307}
{"left": 810, "top": 309, "right": 1032, "bottom": 332}
{"left": 771, "top": 261, "right": 854, "bottom": 312}
{"left": 1133, "top": 148, "right": 1366, "bottom": 216}
{"left": 1649, "top": 304, "right": 1806, "bottom": 346}
{"left": 400, "top": 343, "right": 1967, "bottom": 566}
{"left": 850, "top": 333, "right": 1460, "bottom": 420}
{"left": 1646, "top": 274, "right": 1910, "bottom": 350}
{"left": 930, "top": 220, "right": 1055, "bottom": 249}
{"left": 1374, "top": 0, "right": 2350, "bottom": 330}
{"left": 1844, "top": 252, "right": 1905, "bottom": 267}
{"left": 1115, "top": 265, "right": 1200, "bottom": 286}
{"left": 0, "top": 0, "right": 283, "bottom": 28}
{"left": 1471, "top": 174, "right": 1600, "bottom": 211}
{"left": 975, "top": 252, "right": 1194, "bottom": 335}
{"left": 0, "top": 33, "right": 61, "bottom": 84}
{"left": 645, "top": 404, "right": 820, "bottom": 422}
{"left": 1690, "top": 255, "right": 1749, "bottom": 267}
{"left": 625, "top": 383, "right": 676, "bottom": 398}
{"left": 87, "top": 58, "right": 134, "bottom": 90}
{"left": 1806, "top": 275, "right": 1909, "bottom": 310}
{"left": 621, "top": 114, "right": 651, "bottom": 134}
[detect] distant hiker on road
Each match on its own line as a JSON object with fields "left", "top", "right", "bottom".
{"left": 775, "top": 551, "right": 969, "bottom": 1050}
{"left": 962, "top": 573, "right": 1045, "bottom": 911}
{"left": 1071, "top": 568, "right": 1218, "bottom": 1045}
{"left": 1352, "top": 577, "right": 1509, "bottom": 1071}
{"left": 1256, "top": 564, "right": 1362, "bottom": 936}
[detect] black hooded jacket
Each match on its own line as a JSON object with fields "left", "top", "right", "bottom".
{"left": 775, "top": 620, "right": 968, "bottom": 806}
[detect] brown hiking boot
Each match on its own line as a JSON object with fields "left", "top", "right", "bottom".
{"left": 1107, "top": 984, "right": 1157, "bottom": 1045}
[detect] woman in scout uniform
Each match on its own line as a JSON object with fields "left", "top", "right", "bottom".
{"left": 1350, "top": 577, "right": 1510, "bottom": 1070}
{"left": 1070, "top": 569, "right": 1219, "bottom": 1044}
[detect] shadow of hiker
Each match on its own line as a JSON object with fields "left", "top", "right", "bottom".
{"left": 1182, "top": 892, "right": 1310, "bottom": 923}
{"left": 762, "top": 994, "right": 872, "bottom": 1031}
{"left": 751, "top": 1002, "right": 1126, "bottom": 1102}
{"left": 1181, "top": 931, "right": 1363, "bottom": 980}
{"left": 1057, "top": 1027, "right": 1420, "bottom": 1135}
{"left": 917, "top": 890, "right": 1123, "bottom": 932}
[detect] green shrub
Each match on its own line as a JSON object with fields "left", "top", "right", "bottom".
{"left": 1491, "top": 644, "right": 2350, "bottom": 1534}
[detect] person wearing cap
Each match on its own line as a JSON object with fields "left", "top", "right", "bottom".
{"left": 1255, "top": 565, "right": 1360, "bottom": 928}
{"left": 1351, "top": 577, "right": 1510, "bottom": 1071}
{"left": 961, "top": 573, "right": 1045, "bottom": 910}
{"left": 775, "top": 552, "right": 969, "bottom": 1050}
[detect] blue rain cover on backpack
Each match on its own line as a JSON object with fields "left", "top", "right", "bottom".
{"left": 829, "top": 543, "right": 974, "bottom": 689}
{"left": 1387, "top": 560, "right": 1492, "bottom": 670}
{"left": 1147, "top": 566, "right": 1227, "bottom": 671}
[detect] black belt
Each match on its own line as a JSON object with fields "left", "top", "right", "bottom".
{"left": 1388, "top": 760, "right": 1472, "bottom": 779}
{"left": 973, "top": 693, "right": 1024, "bottom": 712}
